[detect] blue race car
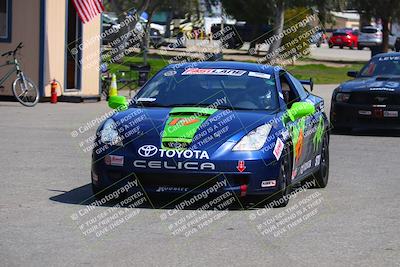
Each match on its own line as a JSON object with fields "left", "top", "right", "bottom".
{"left": 92, "top": 61, "right": 329, "bottom": 207}
{"left": 331, "top": 52, "right": 400, "bottom": 131}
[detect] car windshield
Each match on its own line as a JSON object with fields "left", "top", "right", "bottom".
{"left": 359, "top": 56, "right": 400, "bottom": 77}
{"left": 333, "top": 32, "right": 347, "bottom": 36}
{"left": 133, "top": 68, "right": 279, "bottom": 110}
{"left": 361, "top": 27, "right": 378, "bottom": 34}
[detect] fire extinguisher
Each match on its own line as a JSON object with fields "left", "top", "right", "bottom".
{"left": 51, "top": 80, "right": 58, "bottom": 104}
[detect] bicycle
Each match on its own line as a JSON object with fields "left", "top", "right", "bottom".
{"left": 0, "top": 42, "right": 39, "bottom": 107}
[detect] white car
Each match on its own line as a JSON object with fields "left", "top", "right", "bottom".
{"left": 357, "top": 26, "right": 396, "bottom": 50}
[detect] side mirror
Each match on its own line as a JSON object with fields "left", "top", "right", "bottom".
{"left": 286, "top": 102, "right": 315, "bottom": 122}
{"left": 347, "top": 71, "right": 358, "bottom": 78}
{"left": 108, "top": 95, "right": 128, "bottom": 110}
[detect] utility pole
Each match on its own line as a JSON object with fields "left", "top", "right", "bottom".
{"left": 218, "top": 0, "right": 224, "bottom": 60}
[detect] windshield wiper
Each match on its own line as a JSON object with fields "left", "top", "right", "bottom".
{"left": 375, "top": 75, "right": 400, "bottom": 80}
{"left": 168, "top": 103, "right": 215, "bottom": 108}
{"left": 134, "top": 101, "right": 170, "bottom": 107}
{"left": 216, "top": 105, "right": 263, "bottom": 111}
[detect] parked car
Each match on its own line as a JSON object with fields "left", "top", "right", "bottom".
{"left": 328, "top": 30, "right": 358, "bottom": 49}
{"left": 102, "top": 14, "right": 165, "bottom": 48}
{"left": 310, "top": 30, "right": 325, "bottom": 47}
{"left": 149, "top": 28, "right": 164, "bottom": 48}
{"left": 102, "top": 13, "right": 120, "bottom": 45}
{"left": 357, "top": 26, "right": 396, "bottom": 50}
{"left": 211, "top": 22, "right": 272, "bottom": 51}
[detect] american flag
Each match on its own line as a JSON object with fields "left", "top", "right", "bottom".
{"left": 72, "top": 0, "right": 104, "bottom": 24}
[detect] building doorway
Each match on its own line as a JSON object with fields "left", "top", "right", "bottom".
{"left": 66, "top": 1, "right": 82, "bottom": 90}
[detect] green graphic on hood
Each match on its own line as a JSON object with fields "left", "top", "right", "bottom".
{"left": 313, "top": 116, "right": 324, "bottom": 152}
{"left": 290, "top": 117, "right": 306, "bottom": 163}
{"left": 162, "top": 107, "right": 218, "bottom": 149}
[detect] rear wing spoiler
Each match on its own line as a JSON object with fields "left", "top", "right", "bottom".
{"left": 300, "top": 78, "right": 314, "bottom": 91}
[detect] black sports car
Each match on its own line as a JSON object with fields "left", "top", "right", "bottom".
{"left": 330, "top": 52, "right": 400, "bottom": 131}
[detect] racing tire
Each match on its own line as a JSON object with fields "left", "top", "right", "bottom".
{"left": 242, "top": 146, "right": 292, "bottom": 208}
{"left": 311, "top": 133, "right": 329, "bottom": 188}
{"left": 349, "top": 42, "right": 354, "bottom": 50}
{"left": 328, "top": 43, "right": 333, "bottom": 48}
{"left": 357, "top": 45, "right": 363, "bottom": 50}
{"left": 340, "top": 45, "right": 344, "bottom": 49}
{"left": 271, "top": 146, "right": 292, "bottom": 208}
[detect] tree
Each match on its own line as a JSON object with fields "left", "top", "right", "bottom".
{"left": 314, "top": 0, "right": 347, "bottom": 26}
{"left": 222, "top": 0, "right": 320, "bottom": 60}
{"left": 268, "top": 0, "right": 285, "bottom": 56}
{"left": 104, "top": 0, "right": 150, "bottom": 63}
{"left": 222, "top": 0, "right": 275, "bottom": 52}
{"left": 350, "top": 0, "right": 400, "bottom": 52}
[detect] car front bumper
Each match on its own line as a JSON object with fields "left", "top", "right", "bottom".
{"left": 91, "top": 150, "right": 283, "bottom": 196}
{"left": 330, "top": 39, "right": 354, "bottom": 47}
{"left": 330, "top": 102, "right": 400, "bottom": 130}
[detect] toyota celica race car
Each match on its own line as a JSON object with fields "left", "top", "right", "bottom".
{"left": 92, "top": 61, "right": 329, "bottom": 207}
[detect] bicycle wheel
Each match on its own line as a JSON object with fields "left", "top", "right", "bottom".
{"left": 12, "top": 76, "right": 39, "bottom": 107}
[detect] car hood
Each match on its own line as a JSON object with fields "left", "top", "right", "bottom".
{"left": 339, "top": 76, "right": 400, "bottom": 93}
{"left": 112, "top": 106, "right": 279, "bottom": 154}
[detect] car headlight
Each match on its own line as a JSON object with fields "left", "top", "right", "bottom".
{"left": 232, "top": 124, "right": 272, "bottom": 151}
{"left": 100, "top": 118, "right": 122, "bottom": 146}
{"left": 335, "top": 93, "right": 350, "bottom": 102}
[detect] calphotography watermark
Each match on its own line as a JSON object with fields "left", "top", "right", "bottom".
{"left": 70, "top": 180, "right": 147, "bottom": 238}
{"left": 159, "top": 178, "right": 239, "bottom": 237}
{"left": 248, "top": 180, "right": 331, "bottom": 242}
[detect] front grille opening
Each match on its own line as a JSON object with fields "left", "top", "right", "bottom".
{"left": 162, "top": 141, "right": 190, "bottom": 149}
{"left": 350, "top": 92, "right": 400, "bottom": 105}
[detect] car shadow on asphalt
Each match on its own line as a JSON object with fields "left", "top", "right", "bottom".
{"left": 49, "top": 184, "right": 94, "bottom": 205}
{"left": 49, "top": 184, "right": 268, "bottom": 210}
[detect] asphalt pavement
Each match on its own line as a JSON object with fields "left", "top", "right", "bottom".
{"left": 0, "top": 85, "right": 399, "bottom": 266}
{"left": 156, "top": 40, "right": 372, "bottom": 63}
{"left": 309, "top": 44, "right": 371, "bottom": 62}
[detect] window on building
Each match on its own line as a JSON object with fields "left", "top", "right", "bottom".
{"left": 0, "top": 0, "right": 11, "bottom": 42}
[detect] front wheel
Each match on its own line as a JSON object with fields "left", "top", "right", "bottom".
{"left": 312, "top": 133, "right": 329, "bottom": 188}
{"left": 272, "top": 146, "right": 292, "bottom": 208}
{"left": 12, "top": 76, "right": 39, "bottom": 107}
